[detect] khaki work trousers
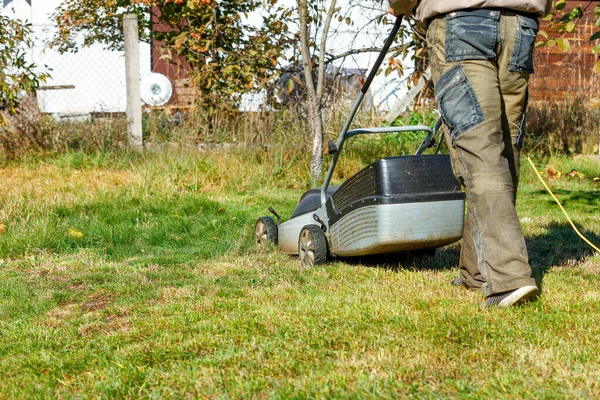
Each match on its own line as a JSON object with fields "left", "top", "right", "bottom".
{"left": 427, "top": 9, "right": 538, "bottom": 296}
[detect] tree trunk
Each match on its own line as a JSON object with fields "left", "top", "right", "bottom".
{"left": 297, "top": 0, "right": 337, "bottom": 187}
{"left": 297, "top": 0, "right": 323, "bottom": 187}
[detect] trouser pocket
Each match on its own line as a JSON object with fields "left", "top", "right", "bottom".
{"left": 509, "top": 14, "right": 539, "bottom": 73}
{"left": 435, "top": 65, "right": 484, "bottom": 142}
{"left": 445, "top": 9, "right": 500, "bottom": 62}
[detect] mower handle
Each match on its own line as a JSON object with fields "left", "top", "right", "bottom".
{"left": 319, "top": 16, "right": 404, "bottom": 205}
{"left": 344, "top": 125, "right": 432, "bottom": 138}
{"left": 361, "top": 15, "right": 404, "bottom": 94}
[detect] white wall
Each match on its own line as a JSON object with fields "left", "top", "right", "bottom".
{"left": 3, "top": 0, "right": 151, "bottom": 115}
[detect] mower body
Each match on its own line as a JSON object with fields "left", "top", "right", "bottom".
{"left": 277, "top": 153, "right": 465, "bottom": 257}
{"left": 253, "top": 17, "right": 466, "bottom": 265}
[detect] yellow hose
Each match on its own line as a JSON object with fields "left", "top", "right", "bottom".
{"left": 525, "top": 155, "right": 600, "bottom": 253}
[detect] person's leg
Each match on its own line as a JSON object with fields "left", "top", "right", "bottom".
{"left": 498, "top": 12, "right": 537, "bottom": 197}
{"left": 427, "top": 11, "right": 537, "bottom": 298}
{"left": 428, "top": 16, "right": 484, "bottom": 290}
{"left": 441, "top": 126, "right": 485, "bottom": 290}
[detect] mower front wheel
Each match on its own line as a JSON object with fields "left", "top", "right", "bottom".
{"left": 298, "top": 225, "right": 328, "bottom": 267}
{"left": 255, "top": 216, "right": 278, "bottom": 247}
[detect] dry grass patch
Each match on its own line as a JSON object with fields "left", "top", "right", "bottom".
{"left": 44, "top": 304, "right": 79, "bottom": 329}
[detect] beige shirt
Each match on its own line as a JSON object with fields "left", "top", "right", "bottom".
{"left": 389, "top": 0, "right": 552, "bottom": 21}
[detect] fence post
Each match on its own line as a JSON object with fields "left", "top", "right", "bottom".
{"left": 123, "top": 13, "right": 143, "bottom": 150}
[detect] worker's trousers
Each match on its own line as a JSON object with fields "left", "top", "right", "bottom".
{"left": 427, "top": 9, "right": 539, "bottom": 296}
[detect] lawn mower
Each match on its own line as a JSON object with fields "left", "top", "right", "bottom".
{"left": 254, "top": 16, "right": 466, "bottom": 267}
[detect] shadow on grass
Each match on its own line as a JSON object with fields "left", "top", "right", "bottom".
{"left": 532, "top": 188, "right": 600, "bottom": 206}
{"left": 528, "top": 188, "right": 600, "bottom": 214}
{"left": 337, "top": 247, "right": 460, "bottom": 272}
{"left": 527, "top": 222, "right": 600, "bottom": 289}
{"left": 336, "top": 220, "right": 599, "bottom": 289}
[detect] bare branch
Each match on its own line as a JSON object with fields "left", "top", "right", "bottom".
{"left": 297, "top": 0, "right": 317, "bottom": 102}
{"left": 325, "top": 43, "right": 413, "bottom": 64}
{"left": 316, "top": 2, "right": 340, "bottom": 101}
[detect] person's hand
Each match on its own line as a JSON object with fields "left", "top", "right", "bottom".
{"left": 387, "top": 0, "right": 417, "bottom": 17}
{"left": 388, "top": 5, "right": 401, "bottom": 17}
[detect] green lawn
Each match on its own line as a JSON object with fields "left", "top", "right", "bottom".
{"left": 1, "top": 150, "right": 599, "bottom": 398}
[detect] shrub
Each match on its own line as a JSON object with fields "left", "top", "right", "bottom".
{"left": 527, "top": 99, "right": 600, "bottom": 156}
{"left": 0, "top": 16, "right": 50, "bottom": 125}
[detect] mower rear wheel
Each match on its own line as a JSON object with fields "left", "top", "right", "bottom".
{"left": 298, "top": 225, "right": 328, "bottom": 267}
{"left": 255, "top": 216, "right": 278, "bottom": 247}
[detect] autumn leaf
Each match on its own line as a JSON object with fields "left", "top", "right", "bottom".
{"left": 0, "top": 222, "right": 5, "bottom": 235}
{"left": 566, "top": 169, "right": 584, "bottom": 179}
{"left": 557, "top": 38, "right": 570, "bottom": 51}
{"left": 546, "top": 168, "right": 562, "bottom": 179}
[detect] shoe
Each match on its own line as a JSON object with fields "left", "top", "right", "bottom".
{"left": 450, "top": 276, "right": 481, "bottom": 291}
{"left": 450, "top": 276, "right": 464, "bottom": 286}
{"left": 485, "top": 286, "right": 539, "bottom": 307}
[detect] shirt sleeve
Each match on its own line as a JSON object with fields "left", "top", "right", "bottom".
{"left": 387, "top": 0, "right": 418, "bottom": 16}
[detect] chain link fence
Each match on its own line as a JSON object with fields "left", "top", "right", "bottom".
{"left": 10, "top": 1, "right": 599, "bottom": 122}
{"left": 322, "top": 25, "right": 414, "bottom": 111}
{"left": 31, "top": 25, "right": 410, "bottom": 118}
{"left": 10, "top": 0, "right": 414, "bottom": 119}
{"left": 31, "top": 24, "right": 152, "bottom": 121}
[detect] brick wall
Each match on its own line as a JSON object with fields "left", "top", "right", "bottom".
{"left": 529, "top": 1, "right": 599, "bottom": 102}
{"left": 150, "top": 6, "right": 195, "bottom": 107}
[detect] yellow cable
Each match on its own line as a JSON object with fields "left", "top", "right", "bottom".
{"left": 525, "top": 155, "right": 600, "bottom": 253}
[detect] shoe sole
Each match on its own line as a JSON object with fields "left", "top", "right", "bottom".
{"left": 498, "top": 286, "right": 539, "bottom": 307}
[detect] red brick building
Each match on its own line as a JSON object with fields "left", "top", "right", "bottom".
{"left": 529, "top": 1, "right": 600, "bottom": 102}
{"left": 150, "top": 6, "right": 195, "bottom": 107}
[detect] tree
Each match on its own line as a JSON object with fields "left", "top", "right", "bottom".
{"left": 51, "top": 0, "right": 420, "bottom": 182}
{"left": 296, "top": 0, "right": 337, "bottom": 186}
{"left": 537, "top": 0, "right": 600, "bottom": 108}
{"left": 50, "top": 0, "right": 292, "bottom": 110}
{"left": 294, "top": 1, "right": 419, "bottom": 186}
{"left": 0, "top": 16, "right": 50, "bottom": 126}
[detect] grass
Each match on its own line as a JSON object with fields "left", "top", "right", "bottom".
{"left": 1, "top": 148, "right": 599, "bottom": 398}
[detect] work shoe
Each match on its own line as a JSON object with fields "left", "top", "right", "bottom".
{"left": 485, "top": 286, "right": 539, "bottom": 307}
{"left": 450, "top": 276, "right": 481, "bottom": 291}
{"left": 450, "top": 276, "right": 464, "bottom": 286}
